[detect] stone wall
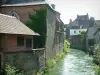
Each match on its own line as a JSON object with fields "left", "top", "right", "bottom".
{"left": 4, "top": 49, "right": 45, "bottom": 75}
{"left": 46, "top": 8, "right": 64, "bottom": 58}
{"left": 46, "top": 8, "right": 56, "bottom": 58}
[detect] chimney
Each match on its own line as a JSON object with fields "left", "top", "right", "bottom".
{"left": 87, "top": 13, "right": 88, "bottom": 16}
{"left": 70, "top": 19, "right": 72, "bottom": 23}
{"left": 51, "top": 4, "right": 55, "bottom": 9}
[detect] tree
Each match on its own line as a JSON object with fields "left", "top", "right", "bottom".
{"left": 25, "top": 8, "right": 47, "bottom": 48}
{"left": 79, "top": 31, "right": 86, "bottom": 44}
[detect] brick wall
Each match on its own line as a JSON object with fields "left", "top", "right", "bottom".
{"left": 6, "top": 34, "right": 33, "bottom": 52}
{"left": 1, "top": 5, "right": 46, "bottom": 23}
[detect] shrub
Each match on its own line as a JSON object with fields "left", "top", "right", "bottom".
{"left": 5, "top": 64, "right": 24, "bottom": 75}
{"left": 46, "top": 58, "right": 56, "bottom": 68}
{"left": 93, "top": 45, "right": 100, "bottom": 65}
{"left": 36, "top": 72, "right": 41, "bottom": 75}
{"left": 93, "top": 44, "right": 100, "bottom": 75}
{"left": 63, "top": 40, "right": 70, "bottom": 54}
{"left": 94, "top": 65, "right": 100, "bottom": 75}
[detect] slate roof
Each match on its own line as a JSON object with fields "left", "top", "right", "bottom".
{"left": 69, "top": 14, "right": 90, "bottom": 29}
{"left": 77, "top": 14, "right": 89, "bottom": 28}
{"left": 5, "top": 0, "right": 45, "bottom": 4}
{"left": 2, "top": 1, "right": 47, "bottom": 6}
{"left": 95, "top": 20, "right": 100, "bottom": 26}
{"left": 0, "top": 14, "right": 39, "bottom": 35}
{"left": 77, "top": 14, "right": 89, "bottom": 20}
{"left": 77, "top": 20, "right": 90, "bottom": 28}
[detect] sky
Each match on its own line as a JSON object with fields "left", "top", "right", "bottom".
{"left": 47, "top": 0, "right": 100, "bottom": 24}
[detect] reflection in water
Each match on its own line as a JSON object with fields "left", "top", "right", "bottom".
{"left": 49, "top": 49, "right": 95, "bottom": 75}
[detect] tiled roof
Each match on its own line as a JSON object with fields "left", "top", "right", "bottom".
{"left": 69, "top": 20, "right": 79, "bottom": 26}
{"left": 0, "top": 14, "right": 39, "bottom": 35}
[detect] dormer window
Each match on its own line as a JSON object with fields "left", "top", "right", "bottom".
{"left": 8, "top": 12, "right": 20, "bottom": 20}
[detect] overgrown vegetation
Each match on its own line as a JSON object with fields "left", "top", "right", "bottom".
{"left": 25, "top": 8, "right": 47, "bottom": 48}
{"left": 36, "top": 40, "right": 70, "bottom": 75}
{"left": 93, "top": 44, "right": 100, "bottom": 75}
{"left": 93, "top": 45, "right": 100, "bottom": 65}
{"left": 78, "top": 31, "right": 86, "bottom": 43}
{"left": 5, "top": 40, "right": 70, "bottom": 75}
{"left": 94, "top": 65, "right": 100, "bottom": 75}
{"left": 63, "top": 40, "right": 70, "bottom": 54}
{"left": 5, "top": 64, "right": 24, "bottom": 75}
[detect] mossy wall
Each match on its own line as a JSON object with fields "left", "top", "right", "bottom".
{"left": 4, "top": 50, "right": 45, "bottom": 75}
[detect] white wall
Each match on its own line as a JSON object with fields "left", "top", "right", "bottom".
{"left": 70, "top": 29, "right": 87, "bottom": 35}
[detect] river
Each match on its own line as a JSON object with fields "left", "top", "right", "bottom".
{"left": 49, "top": 49, "right": 95, "bottom": 75}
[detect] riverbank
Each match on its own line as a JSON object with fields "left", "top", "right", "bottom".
{"left": 36, "top": 40, "right": 70, "bottom": 75}
{"left": 94, "top": 65, "right": 100, "bottom": 75}
{"left": 44, "top": 49, "right": 95, "bottom": 75}
{"left": 93, "top": 44, "right": 100, "bottom": 75}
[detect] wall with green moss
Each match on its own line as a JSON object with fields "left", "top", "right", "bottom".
{"left": 4, "top": 50, "right": 45, "bottom": 75}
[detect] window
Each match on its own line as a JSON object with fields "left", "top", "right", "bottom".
{"left": 17, "top": 36, "right": 24, "bottom": 46}
{"left": 26, "top": 39, "right": 32, "bottom": 48}
{"left": 74, "top": 31, "right": 76, "bottom": 33}
{"left": 11, "top": 13, "right": 15, "bottom": 16}
{"left": 8, "top": 12, "right": 20, "bottom": 20}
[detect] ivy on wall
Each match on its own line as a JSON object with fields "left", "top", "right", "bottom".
{"left": 25, "top": 8, "right": 47, "bottom": 48}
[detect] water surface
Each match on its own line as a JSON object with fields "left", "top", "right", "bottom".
{"left": 49, "top": 49, "right": 95, "bottom": 75}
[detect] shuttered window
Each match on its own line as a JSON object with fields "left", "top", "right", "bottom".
{"left": 26, "top": 39, "right": 32, "bottom": 48}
